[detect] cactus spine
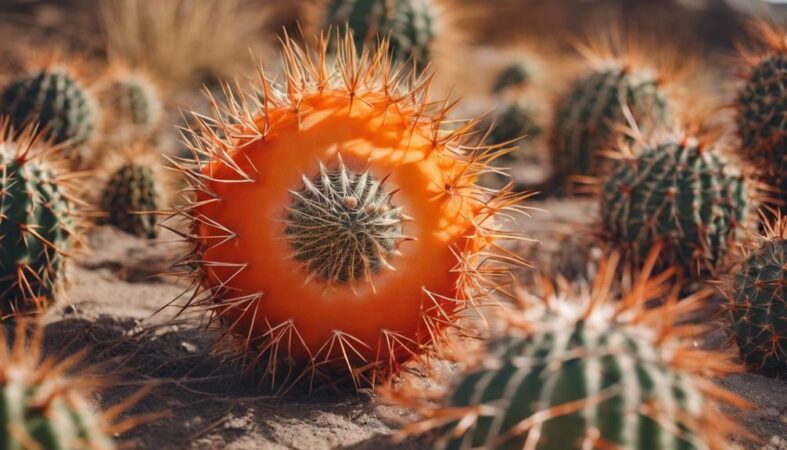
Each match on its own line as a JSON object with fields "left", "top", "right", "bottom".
{"left": 100, "top": 161, "right": 159, "bottom": 239}
{"left": 736, "top": 23, "right": 787, "bottom": 210}
{"left": 727, "top": 217, "right": 786, "bottom": 378}
{"left": 0, "top": 323, "right": 115, "bottom": 450}
{"left": 601, "top": 136, "right": 749, "bottom": 276}
{"left": 394, "top": 253, "right": 744, "bottom": 450}
{"left": 0, "top": 66, "right": 96, "bottom": 158}
{"left": 551, "top": 67, "right": 670, "bottom": 186}
{"left": 323, "top": 0, "right": 437, "bottom": 66}
{"left": 0, "top": 123, "right": 80, "bottom": 318}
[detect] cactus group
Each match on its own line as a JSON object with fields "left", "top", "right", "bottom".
{"left": 0, "top": 66, "right": 96, "bottom": 158}
{"left": 98, "top": 70, "right": 162, "bottom": 140}
{"left": 394, "top": 254, "right": 742, "bottom": 450}
{"left": 736, "top": 23, "right": 787, "bottom": 210}
{"left": 1, "top": 323, "right": 115, "bottom": 450}
{"left": 172, "top": 34, "right": 523, "bottom": 389}
{"left": 727, "top": 217, "right": 786, "bottom": 378}
{"left": 551, "top": 66, "right": 671, "bottom": 186}
{"left": 101, "top": 161, "right": 159, "bottom": 239}
{"left": 322, "top": 0, "right": 437, "bottom": 66}
{"left": 0, "top": 123, "right": 80, "bottom": 318}
{"left": 601, "top": 136, "right": 749, "bottom": 276}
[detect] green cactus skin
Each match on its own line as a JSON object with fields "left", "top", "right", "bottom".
{"left": 0, "top": 146, "right": 75, "bottom": 317}
{"left": 489, "top": 101, "right": 542, "bottom": 146}
{"left": 491, "top": 62, "right": 530, "bottom": 94}
{"left": 736, "top": 53, "right": 787, "bottom": 207}
{"left": 729, "top": 234, "right": 786, "bottom": 378}
{"left": 323, "top": 0, "right": 437, "bottom": 66}
{"left": 101, "top": 76, "right": 161, "bottom": 132}
{"left": 0, "top": 70, "right": 96, "bottom": 154}
{"left": 1, "top": 329, "right": 115, "bottom": 450}
{"left": 442, "top": 323, "right": 710, "bottom": 450}
{"left": 100, "top": 163, "right": 159, "bottom": 239}
{"left": 601, "top": 139, "right": 749, "bottom": 276}
{"left": 551, "top": 68, "right": 670, "bottom": 185}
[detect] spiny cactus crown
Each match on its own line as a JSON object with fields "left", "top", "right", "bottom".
{"left": 551, "top": 67, "right": 670, "bottom": 183}
{"left": 100, "top": 162, "right": 159, "bottom": 239}
{"left": 0, "top": 69, "right": 95, "bottom": 152}
{"left": 729, "top": 226, "right": 786, "bottom": 378}
{"left": 0, "top": 143, "right": 74, "bottom": 316}
{"left": 737, "top": 52, "right": 787, "bottom": 203}
{"left": 324, "top": 0, "right": 437, "bottom": 66}
{"left": 284, "top": 160, "right": 406, "bottom": 285}
{"left": 442, "top": 309, "right": 712, "bottom": 450}
{"left": 602, "top": 138, "right": 749, "bottom": 276}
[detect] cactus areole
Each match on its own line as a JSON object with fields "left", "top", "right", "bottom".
{"left": 176, "top": 35, "right": 522, "bottom": 387}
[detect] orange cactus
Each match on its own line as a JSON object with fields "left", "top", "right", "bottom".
{"left": 168, "top": 33, "right": 527, "bottom": 390}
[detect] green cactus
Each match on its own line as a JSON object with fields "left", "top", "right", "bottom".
{"left": 444, "top": 329, "right": 710, "bottom": 450}
{"left": 551, "top": 67, "right": 671, "bottom": 186}
{"left": 0, "top": 68, "right": 96, "bottom": 158}
{"left": 100, "top": 73, "right": 161, "bottom": 133}
{"left": 323, "top": 0, "right": 437, "bottom": 66}
{"left": 0, "top": 131, "right": 78, "bottom": 317}
{"left": 736, "top": 45, "right": 787, "bottom": 209}
{"left": 489, "top": 101, "right": 542, "bottom": 146}
{"left": 1, "top": 324, "right": 115, "bottom": 450}
{"left": 728, "top": 220, "right": 786, "bottom": 378}
{"left": 491, "top": 61, "right": 530, "bottom": 94}
{"left": 100, "top": 162, "right": 159, "bottom": 239}
{"left": 400, "top": 256, "right": 742, "bottom": 450}
{"left": 601, "top": 138, "right": 749, "bottom": 276}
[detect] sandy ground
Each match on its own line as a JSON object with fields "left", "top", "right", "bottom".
{"left": 23, "top": 198, "right": 782, "bottom": 450}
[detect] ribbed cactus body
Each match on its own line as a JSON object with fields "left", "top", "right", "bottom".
{"left": 0, "top": 148, "right": 74, "bottom": 316}
{"left": 551, "top": 68, "right": 670, "bottom": 184}
{"left": 489, "top": 101, "right": 542, "bottom": 146}
{"left": 602, "top": 139, "right": 748, "bottom": 275}
{"left": 444, "top": 321, "right": 708, "bottom": 450}
{"left": 730, "top": 236, "right": 786, "bottom": 377}
{"left": 101, "top": 162, "right": 159, "bottom": 239}
{"left": 324, "top": 0, "right": 436, "bottom": 66}
{"left": 1, "top": 330, "right": 115, "bottom": 450}
{"left": 737, "top": 53, "right": 787, "bottom": 204}
{"left": 0, "top": 70, "right": 95, "bottom": 152}
{"left": 100, "top": 75, "right": 161, "bottom": 132}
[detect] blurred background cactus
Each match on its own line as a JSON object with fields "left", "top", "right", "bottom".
{"left": 0, "top": 63, "right": 97, "bottom": 160}
{"left": 100, "top": 160, "right": 159, "bottom": 239}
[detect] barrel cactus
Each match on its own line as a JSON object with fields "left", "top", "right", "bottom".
{"left": 601, "top": 135, "right": 750, "bottom": 277}
{"left": 0, "top": 63, "right": 97, "bottom": 159}
{"left": 489, "top": 101, "right": 542, "bottom": 146}
{"left": 0, "top": 122, "right": 82, "bottom": 319}
{"left": 100, "top": 161, "right": 159, "bottom": 239}
{"left": 171, "top": 33, "right": 525, "bottom": 390}
{"left": 491, "top": 61, "right": 531, "bottom": 94}
{"left": 726, "top": 216, "right": 786, "bottom": 378}
{"left": 0, "top": 322, "right": 117, "bottom": 450}
{"left": 736, "top": 22, "right": 787, "bottom": 210}
{"left": 98, "top": 68, "right": 162, "bottom": 141}
{"left": 393, "top": 253, "right": 745, "bottom": 450}
{"left": 321, "top": 0, "right": 438, "bottom": 67}
{"left": 551, "top": 64, "right": 671, "bottom": 187}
